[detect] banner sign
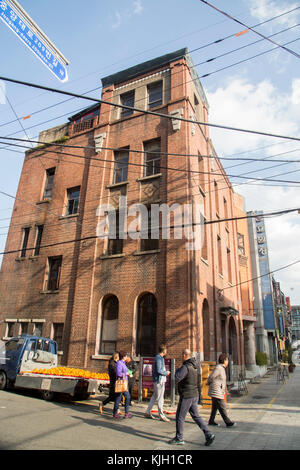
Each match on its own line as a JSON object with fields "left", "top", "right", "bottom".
{"left": 0, "top": 0, "right": 68, "bottom": 82}
{"left": 141, "top": 357, "right": 171, "bottom": 391}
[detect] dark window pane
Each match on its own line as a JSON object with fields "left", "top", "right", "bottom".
{"left": 120, "top": 91, "right": 134, "bottom": 116}
{"left": 34, "top": 225, "right": 44, "bottom": 256}
{"left": 20, "top": 227, "right": 30, "bottom": 258}
{"left": 144, "top": 140, "right": 161, "bottom": 176}
{"left": 136, "top": 294, "right": 157, "bottom": 356}
{"left": 100, "top": 296, "right": 118, "bottom": 354}
{"left": 66, "top": 187, "right": 80, "bottom": 215}
{"left": 43, "top": 168, "right": 55, "bottom": 199}
{"left": 148, "top": 82, "right": 162, "bottom": 109}
{"left": 114, "top": 151, "right": 129, "bottom": 183}
{"left": 47, "top": 256, "right": 62, "bottom": 291}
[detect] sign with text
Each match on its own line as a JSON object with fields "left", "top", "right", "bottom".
{"left": 141, "top": 357, "right": 171, "bottom": 391}
{"left": 0, "top": 0, "right": 68, "bottom": 82}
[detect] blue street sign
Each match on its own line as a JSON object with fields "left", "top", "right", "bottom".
{"left": 0, "top": 0, "right": 68, "bottom": 82}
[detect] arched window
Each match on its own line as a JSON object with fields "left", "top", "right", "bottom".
{"left": 100, "top": 295, "right": 119, "bottom": 354}
{"left": 136, "top": 293, "right": 157, "bottom": 356}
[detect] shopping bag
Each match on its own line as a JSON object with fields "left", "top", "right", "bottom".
{"left": 115, "top": 378, "right": 128, "bottom": 393}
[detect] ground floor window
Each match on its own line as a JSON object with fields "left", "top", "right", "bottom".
{"left": 136, "top": 293, "right": 157, "bottom": 356}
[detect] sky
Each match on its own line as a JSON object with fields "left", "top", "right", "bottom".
{"left": 0, "top": 0, "right": 300, "bottom": 304}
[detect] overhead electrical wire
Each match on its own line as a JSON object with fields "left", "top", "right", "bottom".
{"left": 199, "top": 0, "right": 300, "bottom": 59}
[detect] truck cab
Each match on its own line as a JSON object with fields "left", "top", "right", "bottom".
{"left": 0, "top": 334, "right": 58, "bottom": 389}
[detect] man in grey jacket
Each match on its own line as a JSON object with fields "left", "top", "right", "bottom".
{"left": 168, "top": 349, "right": 215, "bottom": 446}
{"left": 207, "top": 353, "right": 236, "bottom": 427}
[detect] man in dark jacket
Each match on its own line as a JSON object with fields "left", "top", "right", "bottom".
{"left": 168, "top": 349, "right": 215, "bottom": 446}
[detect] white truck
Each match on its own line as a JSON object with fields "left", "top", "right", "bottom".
{"left": 0, "top": 334, "right": 107, "bottom": 401}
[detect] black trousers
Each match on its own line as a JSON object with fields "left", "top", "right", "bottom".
{"left": 209, "top": 397, "right": 232, "bottom": 425}
{"left": 103, "top": 383, "right": 116, "bottom": 405}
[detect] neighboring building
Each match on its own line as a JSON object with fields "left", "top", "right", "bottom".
{"left": 291, "top": 305, "right": 300, "bottom": 342}
{"left": 247, "top": 211, "right": 278, "bottom": 365}
{"left": 272, "top": 278, "right": 292, "bottom": 357}
{"left": 0, "top": 48, "right": 256, "bottom": 373}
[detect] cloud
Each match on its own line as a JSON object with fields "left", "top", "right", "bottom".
{"left": 111, "top": 1, "right": 143, "bottom": 29}
{"left": 249, "top": 0, "right": 300, "bottom": 28}
{"left": 206, "top": 77, "right": 300, "bottom": 156}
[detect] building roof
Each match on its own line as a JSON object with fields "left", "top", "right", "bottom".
{"left": 101, "top": 48, "right": 188, "bottom": 87}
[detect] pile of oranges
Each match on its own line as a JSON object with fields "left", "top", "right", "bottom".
{"left": 29, "top": 366, "right": 109, "bottom": 381}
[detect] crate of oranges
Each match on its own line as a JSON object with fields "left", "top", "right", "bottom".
{"left": 29, "top": 367, "right": 109, "bottom": 382}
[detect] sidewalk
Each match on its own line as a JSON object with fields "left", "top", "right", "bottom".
{"left": 73, "top": 365, "right": 300, "bottom": 450}
{"left": 153, "top": 365, "right": 300, "bottom": 450}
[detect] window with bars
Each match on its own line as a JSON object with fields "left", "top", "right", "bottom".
{"left": 107, "top": 210, "right": 123, "bottom": 255}
{"left": 53, "top": 323, "right": 64, "bottom": 351}
{"left": 144, "top": 139, "right": 161, "bottom": 176}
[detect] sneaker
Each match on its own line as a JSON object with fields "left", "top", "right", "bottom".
{"left": 144, "top": 413, "right": 156, "bottom": 419}
{"left": 124, "top": 412, "right": 133, "bottom": 419}
{"left": 208, "top": 422, "right": 220, "bottom": 426}
{"left": 160, "top": 415, "right": 170, "bottom": 422}
{"left": 113, "top": 414, "right": 123, "bottom": 420}
{"left": 168, "top": 437, "right": 185, "bottom": 445}
{"left": 226, "top": 422, "right": 236, "bottom": 427}
{"left": 205, "top": 434, "right": 215, "bottom": 446}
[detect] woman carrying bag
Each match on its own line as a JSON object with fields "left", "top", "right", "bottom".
{"left": 113, "top": 351, "right": 133, "bottom": 420}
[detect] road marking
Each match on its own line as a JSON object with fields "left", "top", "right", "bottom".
{"left": 267, "top": 381, "right": 287, "bottom": 409}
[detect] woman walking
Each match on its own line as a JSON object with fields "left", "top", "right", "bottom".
{"left": 113, "top": 351, "right": 133, "bottom": 419}
{"left": 207, "top": 353, "right": 236, "bottom": 427}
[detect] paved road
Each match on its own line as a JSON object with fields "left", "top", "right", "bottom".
{"left": 0, "top": 365, "right": 299, "bottom": 451}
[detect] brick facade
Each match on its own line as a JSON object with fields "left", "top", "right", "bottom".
{"left": 0, "top": 49, "right": 256, "bottom": 372}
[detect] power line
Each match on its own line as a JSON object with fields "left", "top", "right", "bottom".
{"left": 2, "top": 74, "right": 300, "bottom": 144}
{"left": 0, "top": 206, "right": 299, "bottom": 256}
{"left": 199, "top": 0, "right": 300, "bottom": 59}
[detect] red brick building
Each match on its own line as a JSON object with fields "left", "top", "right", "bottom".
{"left": 0, "top": 49, "right": 256, "bottom": 373}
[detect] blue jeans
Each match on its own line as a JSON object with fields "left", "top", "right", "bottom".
{"left": 113, "top": 391, "right": 130, "bottom": 415}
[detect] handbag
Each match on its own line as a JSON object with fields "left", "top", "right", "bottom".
{"left": 115, "top": 378, "right": 128, "bottom": 393}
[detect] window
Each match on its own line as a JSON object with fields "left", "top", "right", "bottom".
{"left": 144, "top": 139, "right": 161, "bottom": 177}
{"left": 6, "top": 322, "right": 15, "bottom": 338}
{"left": 217, "top": 235, "right": 222, "bottom": 275}
{"left": 113, "top": 150, "right": 129, "bottom": 184}
{"left": 227, "top": 248, "right": 232, "bottom": 284}
{"left": 20, "top": 227, "right": 30, "bottom": 258}
{"left": 120, "top": 90, "right": 135, "bottom": 117}
{"left": 53, "top": 323, "right": 64, "bottom": 351}
{"left": 4, "top": 338, "right": 24, "bottom": 351}
{"left": 107, "top": 211, "right": 123, "bottom": 255}
{"left": 66, "top": 187, "right": 80, "bottom": 215}
{"left": 198, "top": 153, "right": 205, "bottom": 190}
{"left": 46, "top": 256, "right": 62, "bottom": 291}
{"left": 214, "top": 181, "right": 219, "bottom": 215}
{"left": 140, "top": 206, "right": 159, "bottom": 252}
{"left": 34, "top": 225, "right": 44, "bottom": 256}
{"left": 100, "top": 296, "right": 119, "bottom": 354}
{"left": 201, "top": 216, "right": 208, "bottom": 261}
{"left": 34, "top": 322, "right": 43, "bottom": 337}
{"left": 43, "top": 168, "right": 55, "bottom": 200}
{"left": 20, "top": 322, "right": 29, "bottom": 335}
{"left": 147, "top": 81, "right": 162, "bottom": 109}
{"left": 238, "top": 233, "right": 245, "bottom": 255}
{"left": 136, "top": 293, "right": 157, "bottom": 356}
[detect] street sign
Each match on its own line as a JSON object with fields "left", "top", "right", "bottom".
{"left": 0, "top": 0, "right": 68, "bottom": 82}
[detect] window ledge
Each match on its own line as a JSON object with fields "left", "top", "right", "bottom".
{"left": 100, "top": 253, "right": 125, "bottom": 260}
{"left": 40, "top": 290, "right": 60, "bottom": 294}
{"left": 92, "top": 354, "right": 111, "bottom": 360}
{"left": 15, "top": 257, "right": 26, "bottom": 262}
{"left": 36, "top": 199, "right": 51, "bottom": 205}
{"left": 59, "top": 213, "right": 79, "bottom": 220}
{"left": 137, "top": 173, "right": 162, "bottom": 183}
{"left": 201, "top": 257, "right": 209, "bottom": 266}
{"left": 133, "top": 249, "right": 161, "bottom": 256}
{"left": 106, "top": 181, "right": 129, "bottom": 190}
{"left": 29, "top": 255, "right": 39, "bottom": 260}
{"left": 218, "top": 273, "right": 224, "bottom": 279}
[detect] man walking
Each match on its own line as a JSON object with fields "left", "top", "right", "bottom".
{"left": 169, "top": 349, "right": 215, "bottom": 446}
{"left": 144, "top": 344, "right": 170, "bottom": 422}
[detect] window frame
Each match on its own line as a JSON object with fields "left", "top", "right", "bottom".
{"left": 147, "top": 81, "right": 163, "bottom": 109}
{"left": 113, "top": 149, "right": 129, "bottom": 184}
{"left": 46, "top": 256, "right": 62, "bottom": 292}
{"left": 99, "top": 296, "right": 119, "bottom": 354}
{"left": 43, "top": 167, "right": 55, "bottom": 200}
{"left": 143, "top": 139, "right": 161, "bottom": 177}
{"left": 66, "top": 186, "right": 80, "bottom": 216}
